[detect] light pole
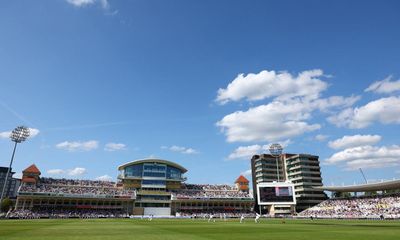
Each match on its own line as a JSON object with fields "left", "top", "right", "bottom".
{"left": 269, "top": 143, "right": 283, "bottom": 182}
{"left": 0, "top": 126, "right": 30, "bottom": 211}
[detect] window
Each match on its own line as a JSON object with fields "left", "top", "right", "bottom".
{"left": 125, "top": 164, "right": 143, "bottom": 177}
{"left": 166, "top": 166, "right": 182, "bottom": 179}
{"left": 142, "top": 180, "right": 166, "bottom": 186}
{"left": 143, "top": 164, "right": 166, "bottom": 172}
{"left": 143, "top": 172, "right": 166, "bottom": 177}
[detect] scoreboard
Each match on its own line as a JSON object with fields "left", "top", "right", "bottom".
{"left": 257, "top": 182, "right": 296, "bottom": 205}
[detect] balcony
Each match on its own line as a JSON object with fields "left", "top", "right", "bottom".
{"left": 289, "top": 176, "right": 322, "bottom": 181}
{"left": 141, "top": 184, "right": 166, "bottom": 189}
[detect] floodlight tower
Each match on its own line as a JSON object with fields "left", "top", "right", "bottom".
{"left": 0, "top": 126, "right": 30, "bottom": 210}
{"left": 269, "top": 143, "right": 283, "bottom": 182}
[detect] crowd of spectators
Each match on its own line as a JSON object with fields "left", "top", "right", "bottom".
{"left": 299, "top": 193, "right": 400, "bottom": 219}
{"left": 182, "top": 184, "right": 237, "bottom": 191}
{"left": 40, "top": 178, "right": 116, "bottom": 187}
{"left": 173, "top": 184, "right": 251, "bottom": 199}
{"left": 7, "top": 209, "right": 129, "bottom": 219}
{"left": 177, "top": 210, "right": 256, "bottom": 218}
{"left": 19, "top": 178, "right": 135, "bottom": 198}
{"left": 8, "top": 209, "right": 255, "bottom": 219}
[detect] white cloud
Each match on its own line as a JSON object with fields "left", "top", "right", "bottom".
{"left": 66, "top": 0, "right": 95, "bottom": 7}
{"left": 328, "top": 134, "right": 382, "bottom": 150}
{"left": 47, "top": 169, "right": 65, "bottom": 175}
{"left": 218, "top": 95, "right": 360, "bottom": 141}
{"left": 104, "top": 142, "right": 126, "bottom": 151}
{"left": 66, "top": 0, "right": 110, "bottom": 9}
{"left": 216, "top": 69, "right": 328, "bottom": 104}
{"left": 162, "top": 145, "right": 199, "bottom": 154}
{"left": 216, "top": 69, "right": 360, "bottom": 143}
{"left": 95, "top": 175, "right": 113, "bottom": 181}
{"left": 28, "top": 128, "right": 40, "bottom": 138}
{"left": 228, "top": 145, "right": 268, "bottom": 160}
{"left": 68, "top": 167, "right": 87, "bottom": 176}
{"left": 315, "top": 134, "right": 329, "bottom": 141}
{"left": 241, "top": 169, "right": 252, "bottom": 177}
{"left": 217, "top": 100, "right": 321, "bottom": 142}
{"left": 0, "top": 127, "right": 40, "bottom": 140}
{"left": 328, "top": 96, "right": 400, "bottom": 128}
{"left": 0, "top": 131, "right": 10, "bottom": 139}
{"left": 311, "top": 95, "right": 361, "bottom": 112}
{"left": 47, "top": 167, "right": 86, "bottom": 176}
{"left": 325, "top": 145, "right": 400, "bottom": 170}
{"left": 56, "top": 140, "right": 99, "bottom": 152}
{"left": 227, "top": 140, "right": 290, "bottom": 160}
{"left": 365, "top": 75, "right": 400, "bottom": 94}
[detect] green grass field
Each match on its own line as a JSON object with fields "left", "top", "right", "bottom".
{"left": 1, "top": 218, "right": 400, "bottom": 240}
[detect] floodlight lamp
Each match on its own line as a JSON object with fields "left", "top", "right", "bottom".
{"left": 269, "top": 143, "right": 283, "bottom": 157}
{"left": 10, "top": 126, "right": 30, "bottom": 143}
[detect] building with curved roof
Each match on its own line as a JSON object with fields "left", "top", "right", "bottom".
{"left": 118, "top": 158, "right": 187, "bottom": 173}
{"left": 117, "top": 158, "right": 188, "bottom": 215}
{"left": 315, "top": 179, "right": 400, "bottom": 193}
{"left": 118, "top": 158, "right": 187, "bottom": 191}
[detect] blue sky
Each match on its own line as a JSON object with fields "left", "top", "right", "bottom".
{"left": 1, "top": 0, "right": 400, "bottom": 186}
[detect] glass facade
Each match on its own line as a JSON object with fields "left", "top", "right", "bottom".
{"left": 142, "top": 180, "right": 166, "bottom": 186}
{"left": 143, "top": 164, "right": 166, "bottom": 172}
{"left": 143, "top": 171, "right": 165, "bottom": 177}
{"left": 143, "top": 163, "right": 166, "bottom": 178}
{"left": 166, "top": 166, "right": 182, "bottom": 180}
{"left": 124, "top": 165, "right": 143, "bottom": 178}
{"left": 123, "top": 163, "right": 183, "bottom": 180}
{"left": 121, "top": 161, "right": 185, "bottom": 190}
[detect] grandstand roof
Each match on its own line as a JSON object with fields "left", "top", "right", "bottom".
{"left": 315, "top": 179, "right": 400, "bottom": 192}
{"left": 117, "top": 158, "right": 187, "bottom": 173}
{"left": 235, "top": 175, "right": 249, "bottom": 183}
{"left": 23, "top": 164, "right": 41, "bottom": 174}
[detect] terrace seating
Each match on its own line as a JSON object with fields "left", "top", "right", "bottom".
{"left": 172, "top": 184, "right": 252, "bottom": 199}
{"left": 299, "top": 193, "right": 400, "bottom": 219}
{"left": 18, "top": 177, "right": 135, "bottom": 198}
{"left": 8, "top": 209, "right": 128, "bottom": 219}
{"left": 177, "top": 211, "right": 256, "bottom": 218}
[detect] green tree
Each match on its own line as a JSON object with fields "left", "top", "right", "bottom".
{"left": 1, "top": 198, "right": 12, "bottom": 212}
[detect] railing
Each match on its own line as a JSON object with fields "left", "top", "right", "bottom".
{"left": 137, "top": 190, "right": 171, "bottom": 196}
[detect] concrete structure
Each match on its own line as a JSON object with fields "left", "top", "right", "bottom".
{"left": 284, "top": 154, "right": 327, "bottom": 212}
{"left": 0, "top": 167, "right": 21, "bottom": 199}
{"left": 251, "top": 153, "right": 326, "bottom": 213}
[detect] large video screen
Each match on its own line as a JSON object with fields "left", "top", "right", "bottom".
{"left": 258, "top": 185, "right": 295, "bottom": 204}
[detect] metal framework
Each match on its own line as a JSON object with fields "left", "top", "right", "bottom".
{"left": 0, "top": 126, "right": 30, "bottom": 212}
{"left": 269, "top": 143, "right": 283, "bottom": 182}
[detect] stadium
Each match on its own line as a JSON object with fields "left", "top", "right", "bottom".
{"left": 7, "top": 159, "right": 254, "bottom": 218}
{"left": 1, "top": 1, "right": 400, "bottom": 239}
{"left": 1, "top": 156, "right": 400, "bottom": 239}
